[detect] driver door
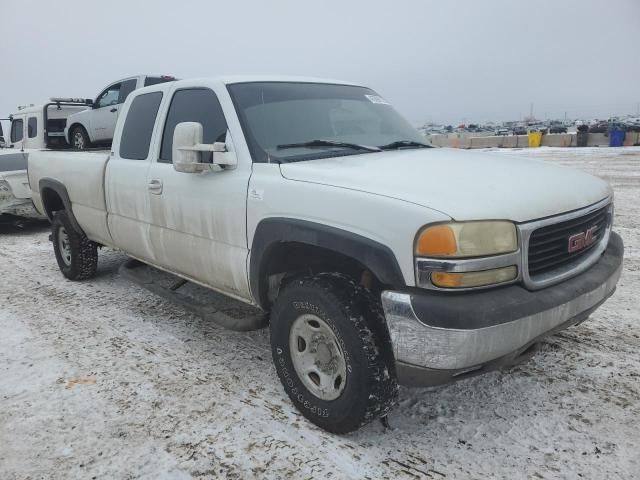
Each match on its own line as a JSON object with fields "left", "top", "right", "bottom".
{"left": 145, "top": 87, "right": 252, "bottom": 299}
{"left": 92, "top": 82, "right": 122, "bottom": 142}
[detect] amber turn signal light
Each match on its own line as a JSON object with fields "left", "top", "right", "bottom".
{"left": 431, "top": 266, "right": 517, "bottom": 289}
{"left": 415, "top": 225, "right": 457, "bottom": 256}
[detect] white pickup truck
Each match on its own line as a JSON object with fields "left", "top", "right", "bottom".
{"left": 28, "top": 76, "right": 623, "bottom": 433}
{"left": 65, "top": 74, "right": 176, "bottom": 150}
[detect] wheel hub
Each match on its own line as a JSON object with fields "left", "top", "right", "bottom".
{"left": 58, "top": 226, "right": 72, "bottom": 266}
{"left": 310, "top": 336, "right": 339, "bottom": 375}
{"left": 74, "top": 132, "right": 84, "bottom": 149}
{"left": 289, "top": 314, "right": 347, "bottom": 401}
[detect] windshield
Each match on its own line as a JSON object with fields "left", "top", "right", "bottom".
{"left": 227, "top": 82, "right": 426, "bottom": 163}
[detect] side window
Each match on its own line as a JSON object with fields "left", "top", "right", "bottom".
{"left": 118, "top": 79, "right": 137, "bottom": 104}
{"left": 27, "top": 117, "right": 38, "bottom": 138}
{"left": 119, "top": 92, "right": 163, "bottom": 160}
{"left": 95, "top": 83, "right": 122, "bottom": 109}
{"left": 159, "top": 88, "right": 227, "bottom": 163}
{"left": 10, "top": 119, "right": 24, "bottom": 143}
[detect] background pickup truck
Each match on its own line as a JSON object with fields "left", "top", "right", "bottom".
{"left": 28, "top": 76, "right": 623, "bottom": 434}
{"left": 65, "top": 74, "right": 176, "bottom": 150}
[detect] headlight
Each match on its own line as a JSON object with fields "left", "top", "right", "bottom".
{"left": 415, "top": 221, "right": 517, "bottom": 258}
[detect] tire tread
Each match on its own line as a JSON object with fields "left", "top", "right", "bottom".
{"left": 52, "top": 211, "right": 98, "bottom": 280}
{"left": 271, "top": 273, "right": 398, "bottom": 433}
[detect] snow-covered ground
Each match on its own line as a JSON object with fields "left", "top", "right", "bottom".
{"left": 1, "top": 147, "right": 639, "bottom": 479}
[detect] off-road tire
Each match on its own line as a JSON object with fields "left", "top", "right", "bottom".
{"left": 52, "top": 210, "right": 98, "bottom": 280}
{"left": 270, "top": 273, "right": 398, "bottom": 434}
{"left": 71, "top": 126, "right": 91, "bottom": 150}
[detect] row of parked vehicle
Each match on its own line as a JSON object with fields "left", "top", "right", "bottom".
{"left": 1, "top": 74, "right": 625, "bottom": 434}
{"left": 493, "top": 125, "right": 568, "bottom": 136}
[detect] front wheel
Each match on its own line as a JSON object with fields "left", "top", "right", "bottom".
{"left": 71, "top": 126, "right": 91, "bottom": 150}
{"left": 270, "top": 273, "right": 398, "bottom": 433}
{"left": 52, "top": 210, "right": 98, "bottom": 280}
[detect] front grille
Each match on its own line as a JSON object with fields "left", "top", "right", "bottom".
{"left": 527, "top": 205, "right": 610, "bottom": 276}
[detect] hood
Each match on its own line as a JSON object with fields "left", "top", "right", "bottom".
{"left": 279, "top": 148, "right": 611, "bottom": 222}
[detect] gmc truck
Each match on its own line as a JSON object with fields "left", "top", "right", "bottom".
{"left": 28, "top": 76, "right": 623, "bottom": 433}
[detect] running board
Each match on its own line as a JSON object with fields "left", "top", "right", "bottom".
{"left": 119, "top": 259, "right": 267, "bottom": 332}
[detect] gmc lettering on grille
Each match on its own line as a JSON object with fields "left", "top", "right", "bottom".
{"left": 568, "top": 226, "right": 597, "bottom": 253}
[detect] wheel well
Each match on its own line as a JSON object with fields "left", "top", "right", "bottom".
{"left": 40, "top": 187, "right": 65, "bottom": 220}
{"left": 257, "top": 241, "right": 386, "bottom": 309}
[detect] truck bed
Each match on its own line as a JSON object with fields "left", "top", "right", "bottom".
{"left": 28, "top": 150, "right": 111, "bottom": 244}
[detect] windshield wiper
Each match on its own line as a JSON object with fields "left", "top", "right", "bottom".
{"left": 378, "top": 140, "right": 433, "bottom": 150}
{"left": 277, "top": 139, "right": 381, "bottom": 152}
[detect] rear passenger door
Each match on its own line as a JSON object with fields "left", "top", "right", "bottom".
{"left": 145, "top": 87, "right": 252, "bottom": 299}
{"left": 106, "top": 90, "right": 164, "bottom": 260}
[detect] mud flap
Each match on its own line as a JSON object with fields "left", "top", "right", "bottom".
{"left": 119, "top": 259, "right": 268, "bottom": 332}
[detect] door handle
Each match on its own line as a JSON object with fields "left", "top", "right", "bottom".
{"left": 148, "top": 179, "right": 163, "bottom": 194}
{"left": 110, "top": 108, "right": 117, "bottom": 112}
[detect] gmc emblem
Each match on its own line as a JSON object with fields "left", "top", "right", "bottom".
{"left": 568, "top": 226, "right": 597, "bottom": 253}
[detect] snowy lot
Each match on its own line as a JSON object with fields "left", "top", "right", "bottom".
{"left": 1, "top": 147, "right": 639, "bottom": 479}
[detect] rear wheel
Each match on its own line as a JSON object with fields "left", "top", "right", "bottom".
{"left": 270, "top": 273, "right": 398, "bottom": 433}
{"left": 71, "top": 126, "right": 91, "bottom": 150}
{"left": 52, "top": 210, "right": 98, "bottom": 280}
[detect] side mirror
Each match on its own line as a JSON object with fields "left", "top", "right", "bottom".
{"left": 172, "top": 122, "right": 236, "bottom": 173}
{"left": 0, "top": 136, "right": 5, "bottom": 148}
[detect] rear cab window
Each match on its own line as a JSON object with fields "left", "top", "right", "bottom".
{"left": 144, "top": 76, "right": 177, "bottom": 87}
{"left": 119, "top": 92, "right": 163, "bottom": 160}
{"left": 118, "top": 79, "right": 138, "bottom": 104}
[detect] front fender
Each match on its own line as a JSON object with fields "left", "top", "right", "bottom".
{"left": 249, "top": 217, "right": 406, "bottom": 307}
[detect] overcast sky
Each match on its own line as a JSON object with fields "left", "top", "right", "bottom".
{"left": 1, "top": 0, "right": 639, "bottom": 126}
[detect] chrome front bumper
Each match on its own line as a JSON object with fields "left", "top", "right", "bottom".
{"left": 381, "top": 232, "right": 623, "bottom": 386}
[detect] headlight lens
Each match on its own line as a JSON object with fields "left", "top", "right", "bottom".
{"left": 415, "top": 221, "right": 517, "bottom": 258}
